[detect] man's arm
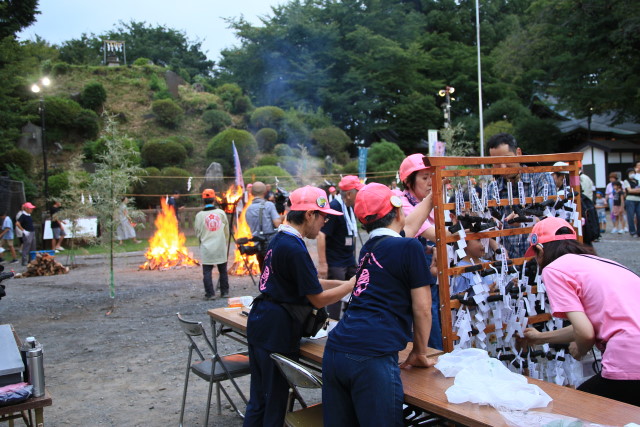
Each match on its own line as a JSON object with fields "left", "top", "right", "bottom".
{"left": 400, "top": 286, "right": 435, "bottom": 369}
{"left": 316, "top": 232, "right": 328, "bottom": 279}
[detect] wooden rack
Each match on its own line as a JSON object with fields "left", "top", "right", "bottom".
{"left": 423, "top": 153, "right": 584, "bottom": 352}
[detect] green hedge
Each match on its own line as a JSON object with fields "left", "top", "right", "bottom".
{"left": 141, "top": 139, "right": 187, "bottom": 168}
{"left": 151, "top": 99, "right": 183, "bottom": 128}
{"left": 206, "top": 129, "right": 258, "bottom": 174}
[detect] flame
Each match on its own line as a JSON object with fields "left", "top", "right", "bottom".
{"left": 229, "top": 193, "right": 261, "bottom": 276}
{"left": 139, "top": 198, "right": 199, "bottom": 270}
{"left": 215, "top": 184, "right": 244, "bottom": 214}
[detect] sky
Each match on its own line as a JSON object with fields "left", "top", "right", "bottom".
{"left": 18, "top": 0, "right": 285, "bottom": 62}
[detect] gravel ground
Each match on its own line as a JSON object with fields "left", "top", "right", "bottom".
{"left": 0, "top": 226, "right": 637, "bottom": 427}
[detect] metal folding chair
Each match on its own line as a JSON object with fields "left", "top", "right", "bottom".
{"left": 270, "top": 353, "right": 323, "bottom": 427}
{"left": 177, "top": 313, "right": 250, "bottom": 426}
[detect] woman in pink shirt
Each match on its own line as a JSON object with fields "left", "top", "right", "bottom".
{"left": 523, "top": 217, "right": 640, "bottom": 406}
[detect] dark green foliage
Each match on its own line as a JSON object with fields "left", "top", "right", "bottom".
{"left": 80, "top": 81, "right": 107, "bottom": 111}
{"left": 514, "top": 117, "right": 562, "bottom": 155}
{"left": 215, "top": 83, "right": 243, "bottom": 112}
{"left": 58, "top": 34, "right": 102, "bottom": 65}
{"left": 257, "top": 154, "right": 279, "bottom": 166}
{"left": 250, "top": 106, "right": 285, "bottom": 130}
{"left": 84, "top": 137, "right": 140, "bottom": 163}
{"left": 141, "top": 139, "right": 187, "bottom": 168}
{"left": 273, "top": 143, "right": 293, "bottom": 157}
{"left": 243, "top": 165, "right": 296, "bottom": 190}
{"left": 0, "top": 148, "right": 33, "bottom": 173}
{"left": 48, "top": 172, "right": 70, "bottom": 198}
{"left": 0, "top": 0, "right": 40, "bottom": 38}
{"left": 232, "top": 95, "right": 253, "bottom": 115}
{"left": 5, "top": 165, "right": 38, "bottom": 200}
{"left": 277, "top": 156, "right": 300, "bottom": 177}
{"left": 151, "top": 98, "right": 183, "bottom": 128}
{"left": 255, "top": 128, "right": 278, "bottom": 153}
{"left": 206, "top": 129, "right": 258, "bottom": 174}
{"left": 309, "top": 127, "right": 351, "bottom": 157}
{"left": 73, "top": 109, "right": 100, "bottom": 139}
{"left": 337, "top": 160, "right": 359, "bottom": 176}
{"left": 279, "top": 112, "right": 310, "bottom": 148}
{"left": 165, "top": 135, "right": 194, "bottom": 156}
{"left": 201, "top": 109, "right": 232, "bottom": 134}
{"left": 367, "top": 141, "right": 405, "bottom": 178}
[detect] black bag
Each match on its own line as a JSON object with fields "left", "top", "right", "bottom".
{"left": 254, "top": 294, "right": 329, "bottom": 337}
{"left": 580, "top": 194, "right": 600, "bottom": 245}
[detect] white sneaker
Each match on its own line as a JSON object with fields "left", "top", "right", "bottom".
{"left": 57, "top": 247, "right": 65, "bottom": 251}
{"left": 618, "top": 229, "right": 625, "bottom": 234}
{"left": 612, "top": 228, "right": 618, "bottom": 233}
{"left": 624, "top": 227, "right": 629, "bottom": 232}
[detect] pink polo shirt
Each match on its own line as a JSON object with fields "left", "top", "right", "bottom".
{"left": 402, "top": 196, "right": 434, "bottom": 238}
{"left": 543, "top": 254, "right": 640, "bottom": 380}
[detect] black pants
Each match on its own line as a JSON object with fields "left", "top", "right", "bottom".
{"left": 578, "top": 372, "right": 640, "bottom": 406}
{"left": 203, "top": 263, "right": 229, "bottom": 297}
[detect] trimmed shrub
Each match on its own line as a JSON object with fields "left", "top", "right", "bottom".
{"left": 215, "top": 83, "right": 243, "bottom": 112}
{"left": 48, "top": 172, "right": 69, "bottom": 198}
{"left": 141, "top": 139, "right": 187, "bottom": 168}
{"left": 309, "top": 126, "right": 351, "bottom": 157}
{"left": 83, "top": 137, "right": 141, "bottom": 164}
{"left": 80, "top": 81, "right": 107, "bottom": 111}
{"left": 279, "top": 112, "right": 310, "bottom": 147}
{"left": 202, "top": 109, "right": 232, "bottom": 134}
{"left": 250, "top": 106, "right": 285, "bottom": 130}
{"left": 232, "top": 95, "right": 253, "bottom": 115}
{"left": 133, "top": 57, "right": 152, "bottom": 66}
{"left": 206, "top": 129, "right": 258, "bottom": 174}
{"left": 337, "top": 159, "right": 358, "bottom": 175}
{"left": 367, "top": 141, "right": 405, "bottom": 178}
{"left": 0, "top": 149, "right": 33, "bottom": 173}
{"left": 278, "top": 156, "right": 300, "bottom": 177}
{"left": 178, "top": 85, "right": 221, "bottom": 113}
{"left": 257, "top": 154, "right": 279, "bottom": 167}
{"left": 273, "top": 143, "right": 293, "bottom": 157}
{"left": 51, "top": 62, "right": 70, "bottom": 76}
{"left": 243, "top": 165, "right": 296, "bottom": 190}
{"left": 74, "top": 109, "right": 100, "bottom": 139}
{"left": 255, "top": 128, "right": 278, "bottom": 153}
{"left": 151, "top": 99, "right": 183, "bottom": 128}
{"left": 166, "top": 135, "right": 194, "bottom": 156}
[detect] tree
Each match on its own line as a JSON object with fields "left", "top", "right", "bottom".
{"left": 0, "top": 0, "right": 40, "bottom": 38}
{"left": 367, "top": 140, "right": 406, "bottom": 182}
{"left": 88, "top": 116, "right": 144, "bottom": 298}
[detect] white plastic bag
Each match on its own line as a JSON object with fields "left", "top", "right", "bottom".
{"left": 445, "top": 357, "right": 552, "bottom": 411}
{"left": 434, "top": 347, "right": 490, "bottom": 377}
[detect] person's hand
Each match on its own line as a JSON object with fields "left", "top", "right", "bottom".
{"left": 568, "top": 342, "right": 583, "bottom": 360}
{"left": 523, "top": 327, "right": 542, "bottom": 345}
{"left": 22, "top": 230, "right": 30, "bottom": 237}
{"left": 347, "top": 275, "right": 356, "bottom": 287}
{"left": 317, "top": 261, "right": 328, "bottom": 279}
{"left": 400, "top": 351, "right": 436, "bottom": 369}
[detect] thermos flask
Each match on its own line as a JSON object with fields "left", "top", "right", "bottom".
{"left": 23, "top": 337, "right": 45, "bottom": 397}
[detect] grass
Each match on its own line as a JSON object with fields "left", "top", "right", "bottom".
{"left": 61, "top": 236, "right": 200, "bottom": 256}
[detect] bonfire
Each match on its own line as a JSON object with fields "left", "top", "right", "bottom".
{"left": 229, "top": 193, "right": 261, "bottom": 276}
{"left": 139, "top": 198, "right": 199, "bottom": 270}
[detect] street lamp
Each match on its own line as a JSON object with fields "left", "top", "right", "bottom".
{"left": 438, "top": 86, "right": 455, "bottom": 128}
{"left": 31, "top": 77, "right": 51, "bottom": 203}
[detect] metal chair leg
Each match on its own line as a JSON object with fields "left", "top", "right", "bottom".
{"left": 179, "top": 352, "right": 193, "bottom": 427}
{"left": 205, "top": 372, "right": 215, "bottom": 427}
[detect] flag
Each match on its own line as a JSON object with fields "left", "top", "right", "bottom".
{"left": 232, "top": 141, "right": 245, "bottom": 188}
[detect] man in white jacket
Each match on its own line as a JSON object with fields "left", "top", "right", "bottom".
{"left": 194, "top": 189, "right": 230, "bottom": 300}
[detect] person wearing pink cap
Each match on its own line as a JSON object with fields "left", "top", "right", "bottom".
{"left": 327, "top": 185, "right": 337, "bottom": 202}
{"left": 322, "top": 183, "right": 435, "bottom": 426}
{"left": 523, "top": 217, "right": 640, "bottom": 406}
{"left": 244, "top": 185, "right": 355, "bottom": 427}
{"left": 15, "top": 202, "right": 37, "bottom": 266}
{"left": 398, "top": 153, "right": 442, "bottom": 349}
{"left": 317, "top": 175, "right": 363, "bottom": 319}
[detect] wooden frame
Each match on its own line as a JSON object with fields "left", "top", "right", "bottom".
{"left": 423, "top": 153, "right": 584, "bottom": 353}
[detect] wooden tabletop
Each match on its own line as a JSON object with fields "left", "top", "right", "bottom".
{"left": 207, "top": 307, "right": 640, "bottom": 426}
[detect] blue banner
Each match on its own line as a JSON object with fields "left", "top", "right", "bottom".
{"left": 358, "top": 147, "right": 368, "bottom": 180}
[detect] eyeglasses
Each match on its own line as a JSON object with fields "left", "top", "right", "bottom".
{"left": 316, "top": 212, "right": 329, "bottom": 223}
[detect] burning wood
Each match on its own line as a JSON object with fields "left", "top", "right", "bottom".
{"left": 215, "top": 184, "right": 244, "bottom": 214}
{"left": 139, "top": 198, "right": 199, "bottom": 270}
{"left": 229, "top": 193, "right": 261, "bottom": 276}
{"left": 17, "top": 253, "right": 69, "bottom": 277}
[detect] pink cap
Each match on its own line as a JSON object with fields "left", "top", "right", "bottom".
{"left": 354, "top": 183, "right": 403, "bottom": 225}
{"left": 339, "top": 175, "right": 364, "bottom": 191}
{"left": 329, "top": 186, "right": 336, "bottom": 193}
{"left": 289, "top": 186, "right": 343, "bottom": 215}
{"left": 23, "top": 202, "right": 36, "bottom": 209}
{"left": 399, "top": 153, "right": 430, "bottom": 183}
{"left": 524, "top": 217, "right": 577, "bottom": 257}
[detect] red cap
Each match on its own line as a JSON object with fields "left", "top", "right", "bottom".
{"left": 202, "top": 188, "right": 215, "bottom": 199}
{"left": 354, "top": 183, "right": 403, "bottom": 225}
{"left": 289, "top": 186, "right": 343, "bottom": 215}
{"left": 524, "top": 217, "right": 577, "bottom": 257}
{"left": 23, "top": 202, "right": 36, "bottom": 209}
{"left": 399, "top": 153, "right": 430, "bottom": 183}
{"left": 339, "top": 175, "right": 364, "bottom": 191}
